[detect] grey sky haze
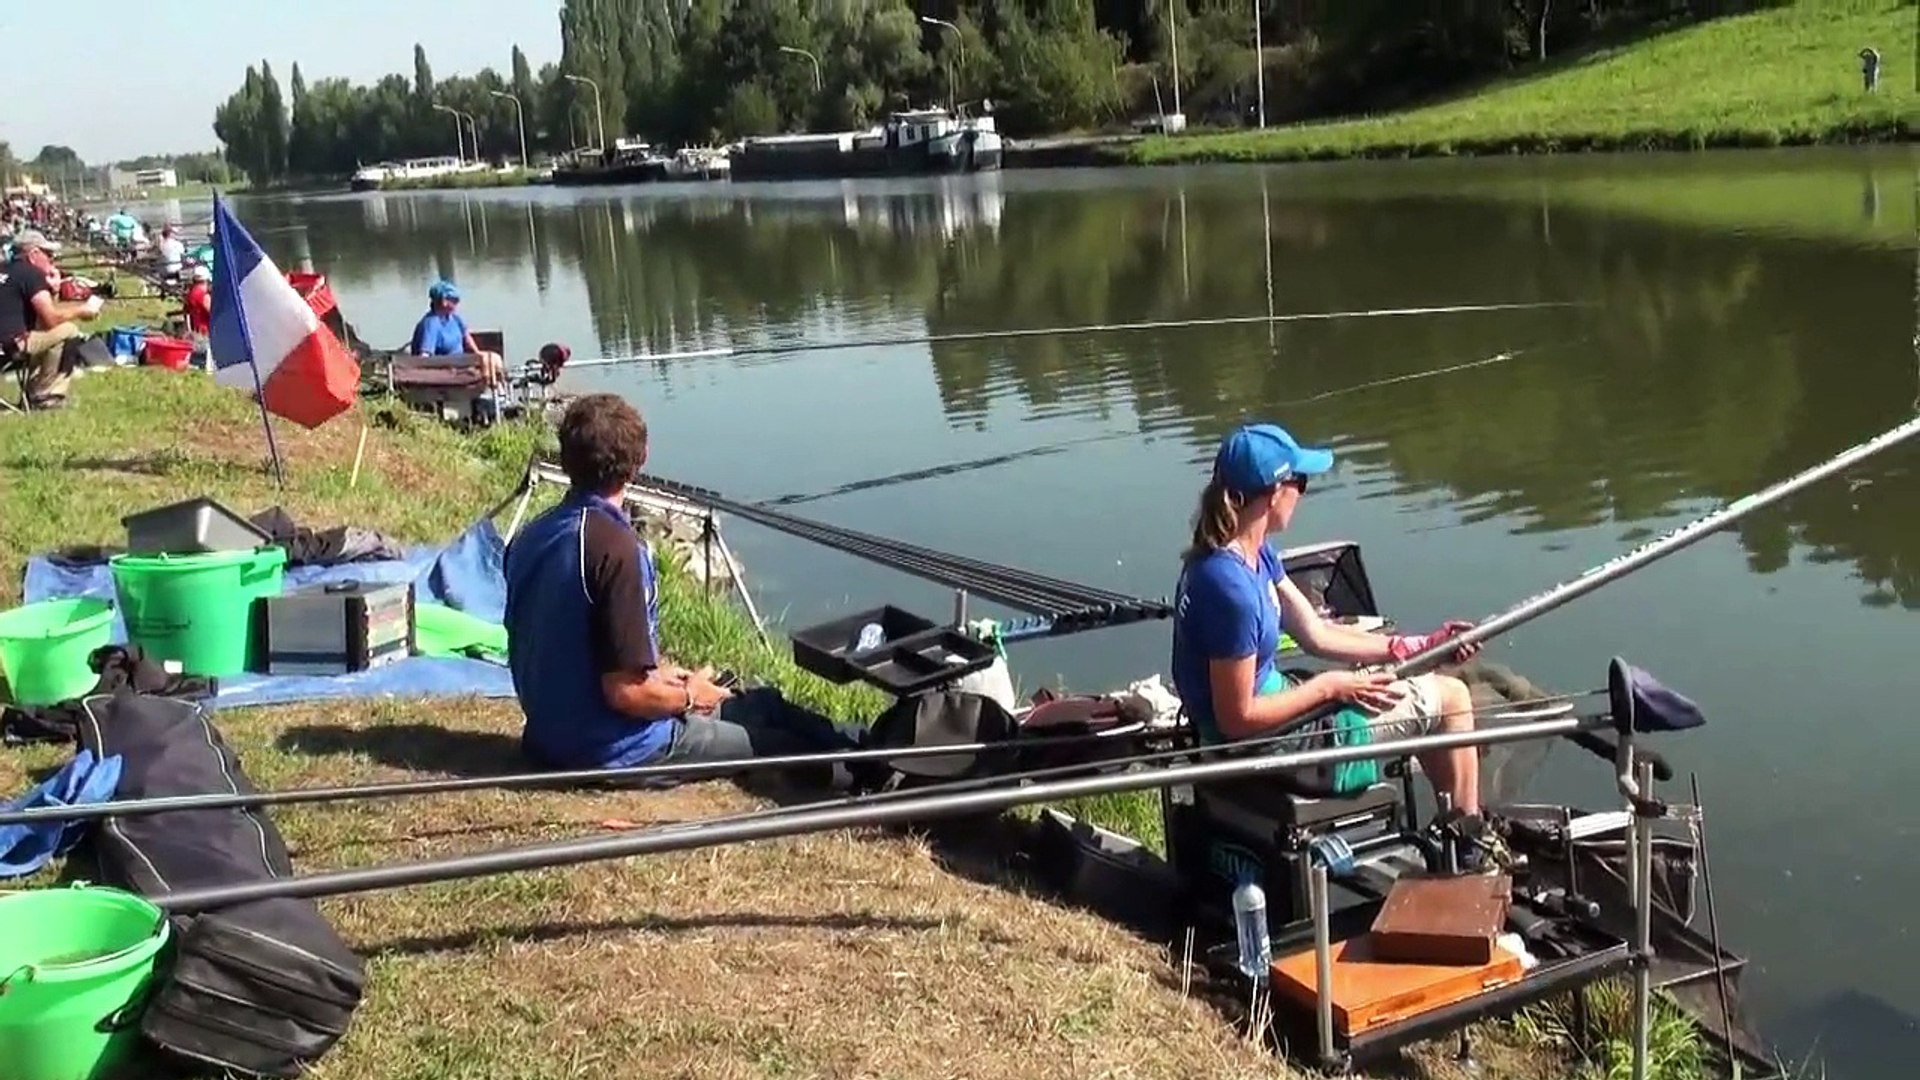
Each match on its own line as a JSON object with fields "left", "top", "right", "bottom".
{"left": 3, "top": 1, "right": 562, "bottom": 164}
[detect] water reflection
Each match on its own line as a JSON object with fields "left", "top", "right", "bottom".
{"left": 232, "top": 150, "right": 1919, "bottom": 616}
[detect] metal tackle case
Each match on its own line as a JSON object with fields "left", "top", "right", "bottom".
{"left": 261, "top": 580, "right": 415, "bottom": 676}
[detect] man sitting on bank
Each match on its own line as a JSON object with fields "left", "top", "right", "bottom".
{"left": 0, "top": 231, "right": 103, "bottom": 410}
{"left": 503, "top": 393, "right": 861, "bottom": 775}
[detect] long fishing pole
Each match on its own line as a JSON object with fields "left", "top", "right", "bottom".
{"left": 152, "top": 712, "right": 1603, "bottom": 913}
{"left": 0, "top": 724, "right": 1153, "bottom": 828}
{"left": 630, "top": 696, "right": 1608, "bottom": 843}
{"left": 758, "top": 343, "right": 1561, "bottom": 508}
{"left": 564, "top": 301, "right": 1579, "bottom": 370}
{"left": 1387, "top": 410, "right": 1920, "bottom": 684}
{"left": 0, "top": 685, "right": 1588, "bottom": 832}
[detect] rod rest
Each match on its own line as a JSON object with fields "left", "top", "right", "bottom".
{"left": 1565, "top": 729, "right": 1673, "bottom": 783}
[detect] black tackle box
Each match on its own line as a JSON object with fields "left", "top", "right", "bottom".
{"left": 792, "top": 604, "right": 996, "bottom": 697}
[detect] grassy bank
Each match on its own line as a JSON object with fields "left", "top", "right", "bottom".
{"left": 0, "top": 370, "right": 1572, "bottom": 1078}
{"left": 1131, "top": 3, "right": 1916, "bottom": 164}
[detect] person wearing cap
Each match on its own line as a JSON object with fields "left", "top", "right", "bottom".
{"left": 409, "top": 279, "right": 505, "bottom": 388}
{"left": 181, "top": 265, "right": 213, "bottom": 336}
{"left": 0, "top": 231, "right": 102, "bottom": 409}
{"left": 1170, "top": 422, "right": 1503, "bottom": 857}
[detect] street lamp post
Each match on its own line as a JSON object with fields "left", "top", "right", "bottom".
{"left": 1253, "top": 0, "right": 1265, "bottom": 128}
{"left": 489, "top": 90, "right": 529, "bottom": 170}
{"left": 431, "top": 103, "right": 466, "bottom": 162}
{"left": 564, "top": 74, "right": 608, "bottom": 152}
{"left": 919, "top": 16, "right": 962, "bottom": 110}
{"left": 777, "top": 46, "right": 823, "bottom": 93}
{"left": 458, "top": 111, "right": 482, "bottom": 164}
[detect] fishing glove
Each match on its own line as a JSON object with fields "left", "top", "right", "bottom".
{"left": 1386, "top": 620, "right": 1476, "bottom": 662}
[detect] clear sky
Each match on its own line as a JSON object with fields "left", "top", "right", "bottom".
{"left": 2, "top": 0, "right": 563, "bottom": 164}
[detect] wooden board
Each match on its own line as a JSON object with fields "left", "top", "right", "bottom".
{"left": 1269, "top": 934, "right": 1526, "bottom": 1035}
{"left": 1370, "top": 873, "right": 1511, "bottom": 965}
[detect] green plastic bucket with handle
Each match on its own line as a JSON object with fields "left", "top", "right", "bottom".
{"left": 109, "top": 546, "right": 287, "bottom": 677}
{"left": 0, "top": 885, "right": 171, "bottom": 1080}
{"left": 0, "top": 598, "right": 116, "bottom": 706}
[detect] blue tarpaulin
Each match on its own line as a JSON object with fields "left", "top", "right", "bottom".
{"left": 20, "top": 517, "right": 517, "bottom": 709}
{"left": 0, "top": 750, "right": 122, "bottom": 878}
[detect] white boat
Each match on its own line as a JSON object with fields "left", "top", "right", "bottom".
{"left": 664, "top": 146, "right": 731, "bottom": 182}
{"left": 732, "top": 106, "right": 1004, "bottom": 181}
{"left": 349, "top": 156, "right": 488, "bottom": 192}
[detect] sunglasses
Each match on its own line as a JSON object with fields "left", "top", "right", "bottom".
{"left": 1280, "top": 474, "right": 1311, "bottom": 494}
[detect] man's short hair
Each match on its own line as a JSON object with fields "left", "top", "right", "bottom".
{"left": 557, "top": 393, "right": 649, "bottom": 493}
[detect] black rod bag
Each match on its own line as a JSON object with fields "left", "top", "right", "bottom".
{"left": 76, "top": 693, "right": 366, "bottom": 1078}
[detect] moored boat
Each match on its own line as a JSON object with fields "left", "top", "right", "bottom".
{"left": 663, "top": 146, "right": 731, "bottom": 182}
{"left": 730, "top": 105, "right": 1003, "bottom": 181}
{"left": 348, "top": 156, "right": 488, "bottom": 192}
{"left": 551, "top": 139, "right": 671, "bottom": 187}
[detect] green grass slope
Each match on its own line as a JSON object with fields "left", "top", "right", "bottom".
{"left": 1133, "top": 2, "right": 1918, "bottom": 163}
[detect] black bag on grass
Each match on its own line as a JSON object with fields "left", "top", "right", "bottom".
{"left": 76, "top": 693, "right": 366, "bottom": 1078}
{"left": 850, "top": 689, "right": 1020, "bottom": 793}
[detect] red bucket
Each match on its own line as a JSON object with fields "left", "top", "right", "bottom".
{"left": 142, "top": 336, "right": 195, "bottom": 371}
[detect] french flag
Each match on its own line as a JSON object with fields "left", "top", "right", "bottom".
{"left": 208, "top": 197, "right": 359, "bottom": 429}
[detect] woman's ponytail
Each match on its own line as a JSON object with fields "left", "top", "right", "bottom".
{"left": 1182, "top": 474, "right": 1243, "bottom": 562}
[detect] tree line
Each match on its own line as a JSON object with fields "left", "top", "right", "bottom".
{"left": 211, "top": 0, "right": 1786, "bottom": 182}
{"left": 0, "top": 142, "right": 235, "bottom": 194}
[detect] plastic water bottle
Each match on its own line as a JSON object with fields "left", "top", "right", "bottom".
{"left": 1232, "top": 878, "right": 1271, "bottom": 983}
{"left": 855, "top": 622, "right": 885, "bottom": 652}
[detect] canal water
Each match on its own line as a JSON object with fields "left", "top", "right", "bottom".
{"left": 215, "top": 146, "right": 1915, "bottom": 1076}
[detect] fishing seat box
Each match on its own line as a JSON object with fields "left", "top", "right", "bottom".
{"left": 260, "top": 580, "right": 414, "bottom": 676}
{"left": 387, "top": 329, "right": 503, "bottom": 425}
{"left": 1162, "top": 770, "right": 1412, "bottom": 946}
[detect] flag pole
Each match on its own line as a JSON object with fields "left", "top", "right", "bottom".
{"left": 213, "top": 194, "right": 287, "bottom": 489}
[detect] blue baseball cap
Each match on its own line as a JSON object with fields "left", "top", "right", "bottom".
{"left": 1213, "top": 423, "right": 1335, "bottom": 495}
{"left": 428, "top": 279, "right": 460, "bottom": 303}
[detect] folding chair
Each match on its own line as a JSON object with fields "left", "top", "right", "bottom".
{"left": 0, "top": 345, "right": 30, "bottom": 415}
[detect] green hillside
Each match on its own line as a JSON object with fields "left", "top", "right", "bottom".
{"left": 1131, "top": 2, "right": 1917, "bottom": 164}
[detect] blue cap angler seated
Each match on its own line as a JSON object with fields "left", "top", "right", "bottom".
{"left": 410, "top": 278, "right": 508, "bottom": 391}
{"left": 502, "top": 393, "right": 863, "bottom": 784}
{"left": 1167, "top": 421, "right": 1513, "bottom": 869}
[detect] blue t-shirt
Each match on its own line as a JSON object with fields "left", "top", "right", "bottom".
{"left": 409, "top": 310, "right": 469, "bottom": 356}
{"left": 1170, "top": 544, "right": 1286, "bottom": 744}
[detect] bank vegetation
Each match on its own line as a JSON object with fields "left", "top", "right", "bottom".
{"left": 199, "top": 0, "right": 1816, "bottom": 183}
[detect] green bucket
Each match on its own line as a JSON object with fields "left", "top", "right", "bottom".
{"left": 0, "top": 599, "right": 116, "bottom": 706}
{"left": 109, "top": 546, "right": 287, "bottom": 677}
{"left": 0, "top": 885, "right": 171, "bottom": 1080}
